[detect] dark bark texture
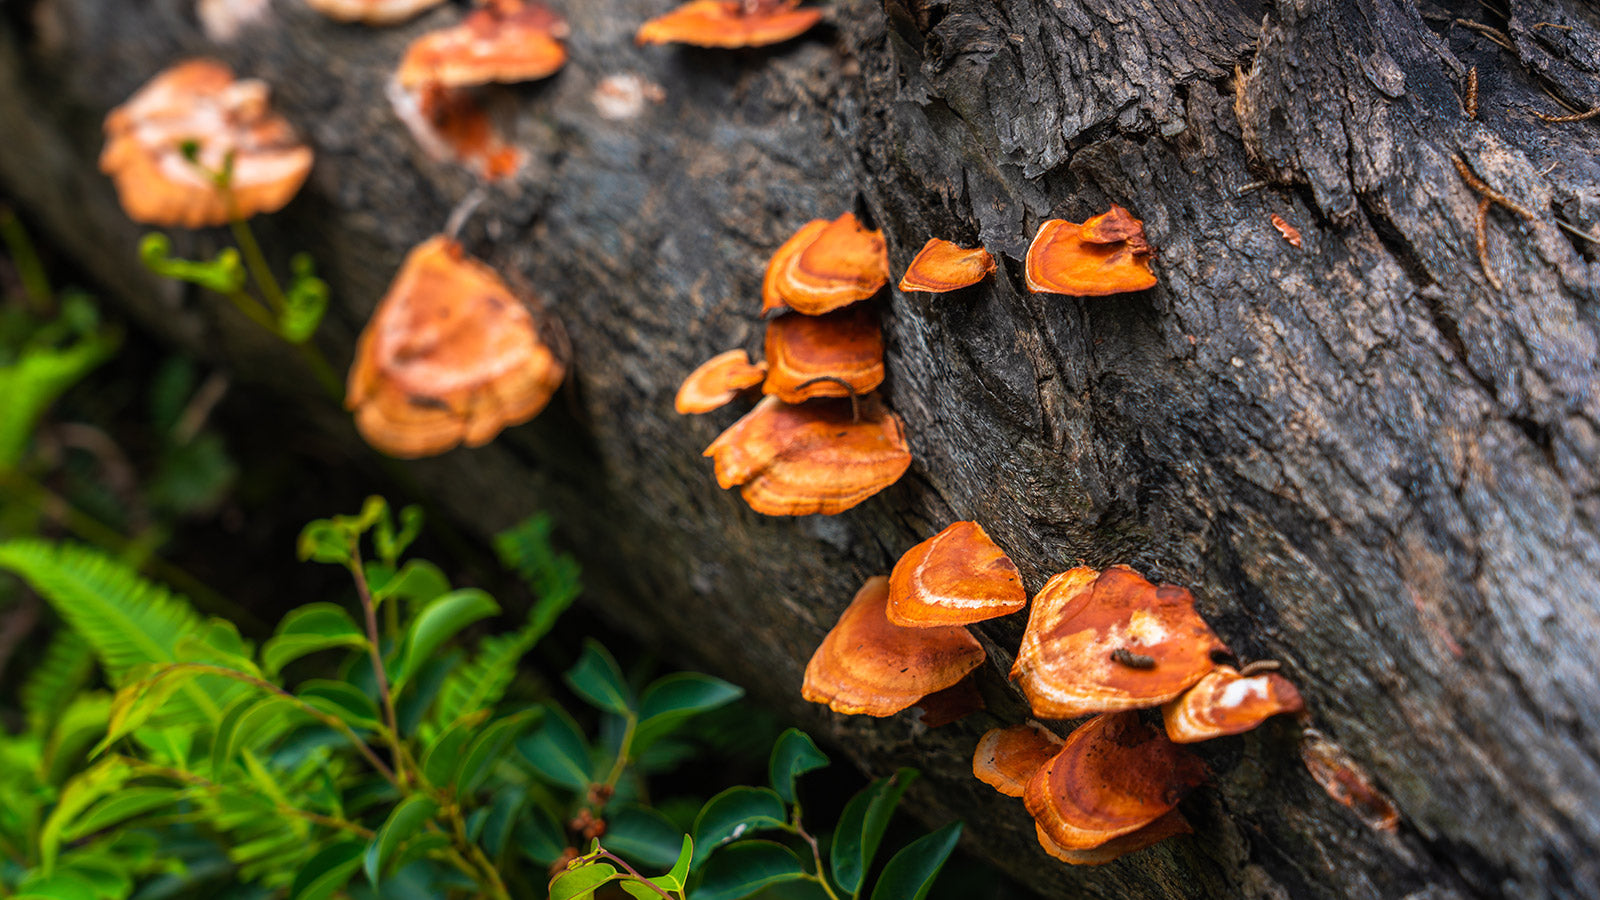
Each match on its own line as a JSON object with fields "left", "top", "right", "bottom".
{"left": 3, "top": 0, "right": 1599, "bottom": 896}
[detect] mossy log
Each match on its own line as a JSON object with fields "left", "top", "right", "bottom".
{"left": 3, "top": 0, "right": 1599, "bottom": 896}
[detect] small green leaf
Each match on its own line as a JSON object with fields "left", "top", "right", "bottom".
{"left": 564, "top": 640, "right": 635, "bottom": 715}
{"left": 373, "top": 559, "right": 451, "bottom": 608}
{"left": 769, "top": 729, "right": 828, "bottom": 804}
{"left": 364, "top": 794, "right": 439, "bottom": 885}
{"left": 299, "top": 679, "right": 383, "bottom": 732}
{"left": 632, "top": 673, "right": 744, "bottom": 753}
{"left": 661, "top": 834, "right": 693, "bottom": 890}
{"left": 691, "top": 841, "right": 807, "bottom": 900}
{"left": 548, "top": 861, "right": 617, "bottom": 900}
{"left": 620, "top": 883, "right": 665, "bottom": 900}
{"left": 262, "top": 603, "right": 366, "bottom": 676}
{"left": 298, "top": 520, "right": 352, "bottom": 566}
{"left": 866, "top": 822, "right": 961, "bottom": 900}
{"left": 603, "top": 805, "right": 686, "bottom": 868}
{"left": 515, "top": 802, "right": 569, "bottom": 865}
{"left": 280, "top": 253, "right": 329, "bottom": 344}
{"left": 830, "top": 768, "right": 918, "bottom": 895}
{"left": 397, "top": 589, "right": 499, "bottom": 687}
{"left": 454, "top": 710, "right": 539, "bottom": 795}
{"left": 691, "top": 787, "right": 788, "bottom": 866}
{"left": 479, "top": 786, "right": 528, "bottom": 862}
{"left": 421, "top": 713, "right": 486, "bottom": 788}
{"left": 517, "top": 704, "right": 593, "bottom": 791}
{"left": 138, "top": 233, "right": 246, "bottom": 294}
{"left": 60, "top": 786, "right": 180, "bottom": 840}
{"left": 289, "top": 840, "right": 364, "bottom": 900}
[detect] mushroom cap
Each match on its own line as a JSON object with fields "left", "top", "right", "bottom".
{"left": 346, "top": 235, "right": 564, "bottom": 458}
{"left": 389, "top": 82, "right": 524, "bottom": 181}
{"left": 973, "top": 723, "right": 1062, "bottom": 798}
{"left": 1024, "top": 218, "right": 1156, "bottom": 296}
{"left": 1024, "top": 712, "right": 1207, "bottom": 852}
{"left": 398, "top": 0, "right": 568, "bottom": 89}
{"left": 635, "top": 0, "right": 823, "bottom": 47}
{"left": 761, "top": 306, "right": 884, "bottom": 403}
{"left": 887, "top": 521, "right": 1027, "bottom": 627}
{"left": 675, "top": 349, "right": 768, "bottom": 414}
{"left": 1162, "top": 665, "right": 1305, "bottom": 743}
{"left": 801, "top": 576, "right": 987, "bottom": 717}
{"left": 702, "top": 395, "right": 912, "bottom": 516}
{"left": 897, "top": 239, "right": 996, "bottom": 293}
{"left": 1079, "top": 204, "right": 1149, "bottom": 249}
{"left": 915, "top": 676, "right": 985, "bottom": 728}
{"left": 1033, "top": 811, "right": 1192, "bottom": 865}
{"left": 763, "top": 213, "right": 890, "bottom": 316}
{"left": 304, "top": 0, "right": 447, "bottom": 23}
{"left": 1010, "top": 565, "right": 1228, "bottom": 719}
{"left": 99, "top": 59, "right": 313, "bottom": 228}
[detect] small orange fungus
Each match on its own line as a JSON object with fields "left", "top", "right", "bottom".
{"left": 703, "top": 395, "right": 911, "bottom": 515}
{"left": 1011, "top": 565, "right": 1228, "bottom": 719}
{"left": 897, "top": 239, "right": 995, "bottom": 293}
{"left": 1033, "top": 811, "right": 1192, "bottom": 866}
{"left": 346, "top": 235, "right": 564, "bottom": 458}
{"left": 915, "top": 676, "right": 985, "bottom": 728}
{"left": 304, "top": 0, "right": 447, "bottom": 24}
{"left": 1271, "top": 214, "right": 1303, "bottom": 248}
{"left": 763, "top": 213, "right": 890, "bottom": 315}
{"left": 100, "top": 60, "right": 313, "bottom": 228}
{"left": 1024, "top": 712, "right": 1206, "bottom": 856}
{"left": 973, "top": 723, "right": 1061, "bottom": 798}
{"left": 1024, "top": 214, "right": 1156, "bottom": 296}
{"left": 389, "top": 82, "right": 523, "bottom": 181}
{"left": 675, "top": 349, "right": 767, "bottom": 414}
{"left": 636, "top": 0, "right": 822, "bottom": 48}
{"left": 801, "top": 576, "right": 986, "bottom": 717}
{"left": 1162, "top": 665, "right": 1305, "bottom": 743}
{"left": 1079, "top": 204, "right": 1150, "bottom": 250}
{"left": 1300, "top": 729, "right": 1401, "bottom": 832}
{"left": 887, "top": 521, "right": 1026, "bottom": 627}
{"left": 397, "top": 0, "right": 568, "bottom": 89}
{"left": 762, "top": 306, "right": 884, "bottom": 403}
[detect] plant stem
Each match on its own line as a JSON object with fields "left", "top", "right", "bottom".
{"left": 349, "top": 542, "right": 410, "bottom": 787}
{"left": 445, "top": 803, "right": 511, "bottom": 900}
{"left": 0, "top": 206, "right": 52, "bottom": 315}
{"left": 117, "top": 756, "right": 376, "bottom": 839}
{"left": 594, "top": 849, "right": 676, "bottom": 900}
{"left": 786, "top": 818, "right": 843, "bottom": 900}
{"left": 229, "top": 218, "right": 287, "bottom": 316}
{"left": 601, "top": 714, "right": 639, "bottom": 791}
{"left": 224, "top": 288, "right": 281, "bottom": 334}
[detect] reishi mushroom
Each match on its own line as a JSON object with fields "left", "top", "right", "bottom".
{"left": 675, "top": 349, "right": 767, "bottom": 414}
{"left": 636, "top": 0, "right": 822, "bottom": 48}
{"left": 702, "top": 394, "right": 911, "bottom": 516}
{"left": 801, "top": 576, "right": 986, "bottom": 717}
{"left": 886, "top": 521, "right": 1027, "bottom": 627}
{"left": 1162, "top": 664, "right": 1305, "bottom": 743}
{"left": 100, "top": 59, "right": 313, "bottom": 228}
{"left": 1010, "top": 565, "right": 1228, "bottom": 719}
{"left": 761, "top": 305, "right": 884, "bottom": 403}
{"left": 1024, "top": 210, "right": 1156, "bottom": 296}
{"left": 897, "top": 239, "right": 995, "bottom": 293}
{"left": 304, "top": 0, "right": 448, "bottom": 24}
{"left": 762, "top": 213, "right": 890, "bottom": 315}
{"left": 973, "top": 723, "right": 1062, "bottom": 798}
{"left": 397, "top": 0, "right": 568, "bottom": 90}
{"left": 1024, "top": 712, "right": 1207, "bottom": 858}
{"left": 345, "top": 235, "right": 564, "bottom": 458}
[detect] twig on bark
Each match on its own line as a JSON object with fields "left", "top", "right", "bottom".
{"left": 1465, "top": 67, "right": 1478, "bottom": 119}
{"left": 1454, "top": 19, "right": 1514, "bottom": 50}
{"left": 1533, "top": 106, "right": 1600, "bottom": 122}
{"left": 1475, "top": 198, "right": 1502, "bottom": 291}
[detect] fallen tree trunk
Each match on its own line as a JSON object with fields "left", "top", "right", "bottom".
{"left": 4, "top": 0, "right": 1599, "bottom": 896}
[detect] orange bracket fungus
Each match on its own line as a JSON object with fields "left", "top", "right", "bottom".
{"left": 703, "top": 395, "right": 911, "bottom": 516}
{"left": 915, "top": 676, "right": 985, "bottom": 728}
{"left": 886, "top": 521, "right": 1027, "bottom": 627}
{"left": 1010, "top": 565, "right": 1228, "bottom": 719}
{"left": 1024, "top": 712, "right": 1207, "bottom": 861}
{"left": 801, "top": 576, "right": 986, "bottom": 717}
{"left": 1024, "top": 208, "right": 1157, "bottom": 297}
{"left": 388, "top": 81, "right": 523, "bottom": 181}
{"left": 397, "top": 0, "right": 568, "bottom": 90}
{"left": 304, "top": 0, "right": 448, "bottom": 24}
{"left": 973, "top": 723, "right": 1063, "bottom": 798}
{"left": 636, "top": 0, "right": 822, "bottom": 48}
{"left": 1299, "top": 729, "right": 1401, "bottom": 832}
{"left": 762, "top": 213, "right": 890, "bottom": 315}
{"left": 761, "top": 306, "right": 884, "bottom": 403}
{"left": 1033, "top": 810, "right": 1193, "bottom": 866}
{"left": 897, "top": 238, "right": 996, "bottom": 293}
{"left": 346, "top": 235, "right": 564, "bottom": 458}
{"left": 1162, "top": 664, "right": 1305, "bottom": 743}
{"left": 675, "top": 349, "right": 767, "bottom": 414}
{"left": 100, "top": 59, "right": 313, "bottom": 228}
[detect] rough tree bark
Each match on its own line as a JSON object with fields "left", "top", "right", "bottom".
{"left": 2, "top": 0, "right": 1598, "bottom": 896}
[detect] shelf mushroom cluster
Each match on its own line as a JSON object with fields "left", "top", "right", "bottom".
{"left": 803, "top": 525, "right": 1307, "bottom": 865}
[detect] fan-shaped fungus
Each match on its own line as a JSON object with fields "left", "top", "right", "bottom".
{"left": 1025, "top": 712, "right": 1206, "bottom": 856}
{"left": 761, "top": 306, "right": 884, "bottom": 403}
{"left": 801, "top": 576, "right": 986, "bottom": 717}
{"left": 887, "top": 521, "right": 1026, "bottom": 627}
{"left": 1024, "top": 215, "right": 1156, "bottom": 296}
{"left": 346, "top": 235, "right": 564, "bottom": 458}
{"left": 897, "top": 239, "right": 995, "bottom": 293}
{"left": 1010, "top": 565, "right": 1228, "bottom": 719}
{"left": 397, "top": 0, "right": 568, "bottom": 89}
{"left": 973, "top": 723, "right": 1062, "bottom": 798}
{"left": 1162, "top": 665, "right": 1305, "bottom": 743}
{"left": 1033, "top": 812, "right": 1193, "bottom": 866}
{"left": 388, "top": 82, "right": 523, "bottom": 181}
{"left": 915, "top": 676, "right": 985, "bottom": 728}
{"left": 636, "top": 0, "right": 822, "bottom": 48}
{"left": 1079, "top": 204, "right": 1149, "bottom": 251}
{"left": 304, "top": 0, "right": 447, "bottom": 24}
{"left": 100, "top": 60, "right": 313, "bottom": 228}
{"left": 675, "top": 349, "right": 767, "bottom": 414}
{"left": 762, "top": 213, "right": 889, "bottom": 316}
{"left": 703, "top": 395, "right": 911, "bottom": 516}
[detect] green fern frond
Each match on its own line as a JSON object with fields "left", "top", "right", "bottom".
{"left": 493, "top": 513, "right": 581, "bottom": 614}
{"left": 433, "top": 628, "right": 539, "bottom": 728}
{"left": 22, "top": 628, "right": 95, "bottom": 737}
